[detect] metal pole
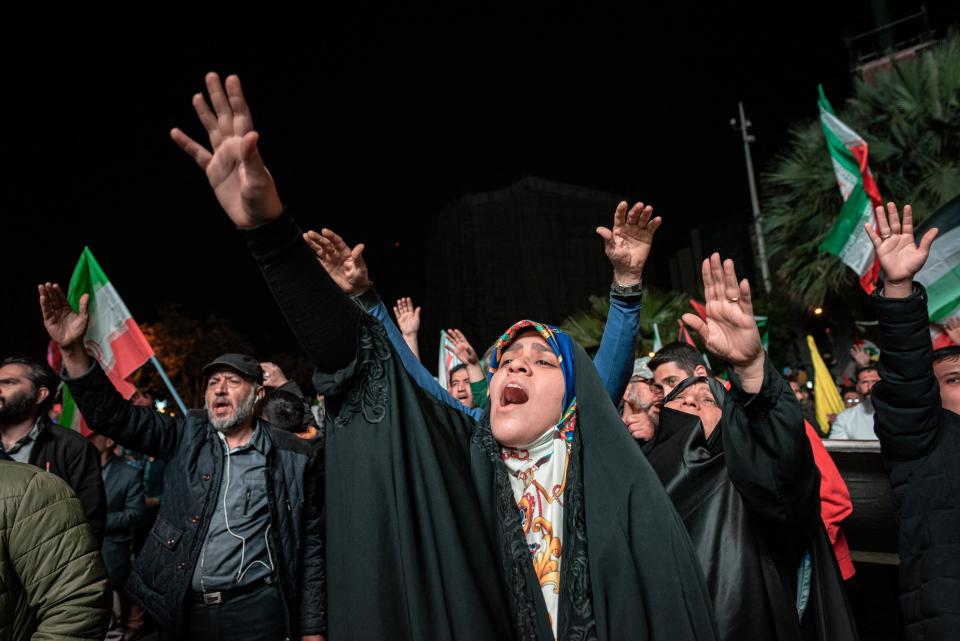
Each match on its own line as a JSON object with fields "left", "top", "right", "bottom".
{"left": 150, "top": 355, "right": 188, "bottom": 415}
{"left": 733, "top": 101, "right": 773, "bottom": 294}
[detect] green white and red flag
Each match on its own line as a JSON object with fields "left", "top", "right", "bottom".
{"left": 915, "top": 195, "right": 960, "bottom": 348}
{"left": 818, "top": 85, "right": 882, "bottom": 294}
{"left": 58, "top": 247, "right": 154, "bottom": 434}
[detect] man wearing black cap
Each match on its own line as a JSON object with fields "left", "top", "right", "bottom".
{"left": 38, "top": 283, "right": 325, "bottom": 641}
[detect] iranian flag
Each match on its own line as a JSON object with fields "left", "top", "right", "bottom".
{"left": 58, "top": 248, "right": 154, "bottom": 434}
{"left": 818, "top": 85, "right": 882, "bottom": 294}
{"left": 915, "top": 195, "right": 960, "bottom": 348}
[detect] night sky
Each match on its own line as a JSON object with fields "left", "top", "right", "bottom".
{"left": 4, "top": 5, "right": 958, "bottom": 368}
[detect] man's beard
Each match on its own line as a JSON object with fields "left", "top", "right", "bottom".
{"left": 0, "top": 390, "right": 38, "bottom": 425}
{"left": 205, "top": 388, "right": 258, "bottom": 433}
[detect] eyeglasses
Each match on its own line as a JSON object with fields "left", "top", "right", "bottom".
{"left": 844, "top": 397, "right": 861, "bottom": 407}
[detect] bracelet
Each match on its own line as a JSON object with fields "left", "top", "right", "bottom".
{"left": 611, "top": 279, "right": 643, "bottom": 296}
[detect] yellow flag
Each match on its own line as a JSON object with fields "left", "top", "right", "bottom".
{"left": 806, "top": 335, "right": 844, "bottom": 435}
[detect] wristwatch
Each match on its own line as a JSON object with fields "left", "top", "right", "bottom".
{"left": 611, "top": 279, "right": 643, "bottom": 296}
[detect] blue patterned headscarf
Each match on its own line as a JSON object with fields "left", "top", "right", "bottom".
{"left": 487, "top": 320, "right": 577, "bottom": 440}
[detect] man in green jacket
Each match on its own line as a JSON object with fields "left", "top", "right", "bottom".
{"left": 0, "top": 460, "right": 110, "bottom": 641}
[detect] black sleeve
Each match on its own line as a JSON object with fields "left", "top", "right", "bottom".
{"left": 299, "top": 452, "right": 326, "bottom": 636}
{"left": 63, "top": 363, "right": 182, "bottom": 460}
{"left": 871, "top": 284, "right": 943, "bottom": 461}
{"left": 72, "top": 438, "right": 108, "bottom": 545}
{"left": 243, "top": 213, "right": 361, "bottom": 373}
{"left": 723, "top": 357, "right": 820, "bottom": 560}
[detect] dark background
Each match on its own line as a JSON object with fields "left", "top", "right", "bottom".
{"left": 4, "top": 4, "right": 958, "bottom": 374}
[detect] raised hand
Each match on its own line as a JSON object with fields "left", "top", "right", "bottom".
{"left": 170, "top": 73, "right": 283, "bottom": 229}
{"left": 38, "top": 283, "right": 89, "bottom": 351}
{"left": 596, "top": 201, "right": 662, "bottom": 286}
{"left": 682, "top": 254, "right": 764, "bottom": 391}
{"left": 445, "top": 329, "right": 480, "bottom": 365}
{"left": 864, "top": 202, "right": 938, "bottom": 298}
{"left": 445, "top": 328, "right": 485, "bottom": 382}
{"left": 303, "top": 229, "right": 371, "bottom": 295}
{"left": 944, "top": 317, "right": 960, "bottom": 346}
{"left": 850, "top": 344, "right": 871, "bottom": 368}
{"left": 393, "top": 297, "right": 421, "bottom": 338}
{"left": 259, "top": 362, "right": 289, "bottom": 388}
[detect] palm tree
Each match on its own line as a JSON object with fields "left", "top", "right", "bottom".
{"left": 763, "top": 35, "right": 960, "bottom": 307}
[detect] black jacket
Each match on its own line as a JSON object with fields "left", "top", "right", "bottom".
{"left": 63, "top": 363, "right": 325, "bottom": 637}
{"left": 28, "top": 417, "right": 107, "bottom": 542}
{"left": 872, "top": 285, "right": 960, "bottom": 641}
{"left": 101, "top": 454, "right": 145, "bottom": 589}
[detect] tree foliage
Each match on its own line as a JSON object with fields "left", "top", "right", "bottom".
{"left": 763, "top": 35, "right": 960, "bottom": 307}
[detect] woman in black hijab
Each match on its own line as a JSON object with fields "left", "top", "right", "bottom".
{"left": 643, "top": 254, "right": 857, "bottom": 641}
{"left": 170, "top": 72, "right": 720, "bottom": 641}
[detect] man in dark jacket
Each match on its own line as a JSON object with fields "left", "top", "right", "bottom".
{"left": 88, "top": 431, "right": 145, "bottom": 640}
{"left": 0, "top": 355, "right": 106, "bottom": 542}
{"left": 38, "top": 284, "right": 325, "bottom": 641}
{"left": 864, "top": 202, "right": 959, "bottom": 641}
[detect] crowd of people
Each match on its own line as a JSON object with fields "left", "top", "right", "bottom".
{"left": 0, "top": 72, "right": 957, "bottom": 641}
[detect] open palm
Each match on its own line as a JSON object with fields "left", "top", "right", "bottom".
{"left": 303, "top": 229, "right": 371, "bottom": 295}
{"left": 170, "top": 73, "right": 283, "bottom": 228}
{"left": 681, "top": 254, "right": 762, "bottom": 367}
{"left": 39, "top": 283, "right": 89, "bottom": 349}
{"left": 596, "top": 201, "right": 662, "bottom": 284}
{"left": 864, "top": 202, "right": 938, "bottom": 282}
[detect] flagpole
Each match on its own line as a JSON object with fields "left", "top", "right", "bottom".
{"left": 150, "top": 356, "right": 188, "bottom": 415}
{"left": 732, "top": 101, "right": 773, "bottom": 294}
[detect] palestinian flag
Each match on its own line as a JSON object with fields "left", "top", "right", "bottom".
{"left": 818, "top": 86, "right": 882, "bottom": 294}
{"left": 59, "top": 248, "right": 154, "bottom": 434}
{"left": 914, "top": 195, "right": 960, "bottom": 347}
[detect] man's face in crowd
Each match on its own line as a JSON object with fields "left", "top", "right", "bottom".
{"left": 934, "top": 356, "right": 960, "bottom": 414}
{"left": 448, "top": 368, "right": 475, "bottom": 408}
{"left": 0, "top": 364, "right": 46, "bottom": 424}
{"left": 652, "top": 361, "right": 708, "bottom": 398}
{"left": 843, "top": 390, "right": 861, "bottom": 408}
{"left": 204, "top": 368, "right": 262, "bottom": 433}
{"left": 663, "top": 381, "right": 722, "bottom": 437}
{"left": 856, "top": 369, "right": 881, "bottom": 399}
{"left": 622, "top": 378, "right": 662, "bottom": 424}
{"left": 490, "top": 331, "right": 565, "bottom": 448}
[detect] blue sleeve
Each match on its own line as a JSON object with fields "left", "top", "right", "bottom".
{"left": 592, "top": 293, "right": 642, "bottom": 402}
{"left": 363, "top": 295, "right": 484, "bottom": 420}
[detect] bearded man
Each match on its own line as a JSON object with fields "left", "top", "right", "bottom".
{"left": 39, "top": 283, "right": 324, "bottom": 641}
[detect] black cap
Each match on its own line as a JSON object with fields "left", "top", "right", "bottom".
{"left": 200, "top": 353, "right": 264, "bottom": 384}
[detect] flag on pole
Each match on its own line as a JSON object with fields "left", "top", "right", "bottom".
{"left": 59, "top": 248, "right": 154, "bottom": 434}
{"left": 914, "top": 195, "right": 960, "bottom": 347}
{"left": 818, "top": 85, "right": 882, "bottom": 294}
{"left": 438, "top": 330, "right": 462, "bottom": 389}
{"left": 806, "top": 335, "right": 844, "bottom": 436}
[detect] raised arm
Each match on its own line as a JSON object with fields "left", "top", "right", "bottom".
{"left": 593, "top": 201, "right": 661, "bottom": 400}
{"left": 684, "top": 255, "right": 818, "bottom": 554}
{"left": 304, "top": 229, "right": 483, "bottom": 420}
{"left": 39, "top": 283, "right": 181, "bottom": 459}
{"left": 170, "top": 72, "right": 359, "bottom": 372}
{"left": 864, "top": 202, "right": 942, "bottom": 460}
{"left": 393, "top": 297, "right": 422, "bottom": 360}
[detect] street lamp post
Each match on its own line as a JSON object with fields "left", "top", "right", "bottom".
{"left": 731, "top": 101, "right": 773, "bottom": 294}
